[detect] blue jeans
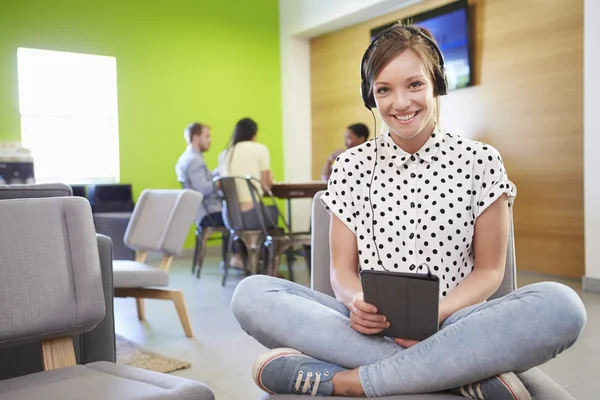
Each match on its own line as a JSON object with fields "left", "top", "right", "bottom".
{"left": 199, "top": 211, "right": 225, "bottom": 228}
{"left": 231, "top": 275, "right": 586, "bottom": 397}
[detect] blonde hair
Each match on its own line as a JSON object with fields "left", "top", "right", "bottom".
{"left": 363, "top": 23, "right": 443, "bottom": 123}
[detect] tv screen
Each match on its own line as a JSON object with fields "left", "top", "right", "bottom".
{"left": 371, "top": 0, "right": 473, "bottom": 91}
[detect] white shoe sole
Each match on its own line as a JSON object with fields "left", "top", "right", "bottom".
{"left": 252, "top": 348, "right": 303, "bottom": 394}
{"left": 497, "top": 372, "right": 531, "bottom": 400}
{"left": 461, "top": 372, "right": 531, "bottom": 400}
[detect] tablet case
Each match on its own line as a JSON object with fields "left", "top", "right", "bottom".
{"left": 360, "top": 270, "right": 440, "bottom": 341}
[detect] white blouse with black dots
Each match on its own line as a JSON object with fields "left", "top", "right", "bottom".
{"left": 320, "top": 130, "right": 517, "bottom": 298}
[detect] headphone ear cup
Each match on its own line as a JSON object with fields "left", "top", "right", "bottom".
{"left": 367, "top": 93, "right": 376, "bottom": 109}
{"left": 435, "top": 66, "right": 448, "bottom": 96}
{"left": 361, "top": 78, "right": 376, "bottom": 109}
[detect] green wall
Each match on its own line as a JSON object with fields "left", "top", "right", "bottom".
{"left": 0, "top": 0, "right": 282, "bottom": 249}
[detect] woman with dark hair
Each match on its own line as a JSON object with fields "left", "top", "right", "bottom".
{"left": 218, "top": 117, "right": 274, "bottom": 209}
{"left": 217, "top": 118, "right": 277, "bottom": 269}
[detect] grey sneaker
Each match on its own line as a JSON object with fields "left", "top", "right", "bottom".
{"left": 450, "top": 372, "right": 532, "bottom": 400}
{"left": 252, "top": 348, "right": 346, "bottom": 396}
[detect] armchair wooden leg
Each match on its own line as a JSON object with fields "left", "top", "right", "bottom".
{"left": 115, "top": 288, "right": 194, "bottom": 338}
{"left": 135, "top": 251, "right": 148, "bottom": 263}
{"left": 136, "top": 298, "right": 145, "bottom": 320}
{"left": 170, "top": 290, "right": 193, "bottom": 338}
{"left": 41, "top": 337, "right": 76, "bottom": 371}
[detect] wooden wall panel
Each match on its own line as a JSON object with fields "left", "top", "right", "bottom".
{"left": 310, "top": 0, "right": 584, "bottom": 278}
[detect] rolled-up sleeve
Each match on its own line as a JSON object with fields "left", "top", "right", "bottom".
{"left": 320, "top": 156, "right": 357, "bottom": 234}
{"left": 474, "top": 145, "right": 517, "bottom": 219}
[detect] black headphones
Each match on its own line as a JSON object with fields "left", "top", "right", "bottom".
{"left": 360, "top": 25, "right": 448, "bottom": 110}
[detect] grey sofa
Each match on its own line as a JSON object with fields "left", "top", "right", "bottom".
{"left": 264, "top": 191, "right": 573, "bottom": 399}
{"left": 0, "top": 189, "right": 214, "bottom": 399}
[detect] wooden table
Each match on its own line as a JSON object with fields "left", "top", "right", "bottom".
{"left": 271, "top": 182, "right": 327, "bottom": 232}
{"left": 270, "top": 182, "right": 327, "bottom": 276}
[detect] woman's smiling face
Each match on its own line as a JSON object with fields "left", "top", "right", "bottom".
{"left": 373, "top": 49, "right": 436, "bottom": 143}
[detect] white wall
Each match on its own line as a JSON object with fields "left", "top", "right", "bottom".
{"left": 284, "top": 0, "right": 422, "bottom": 37}
{"left": 584, "top": 0, "right": 600, "bottom": 280}
{"left": 279, "top": 3, "right": 313, "bottom": 232}
{"left": 278, "top": 0, "right": 423, "bottom": 232}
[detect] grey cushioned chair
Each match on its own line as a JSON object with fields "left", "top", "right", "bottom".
{"left": 113, "top": 189, "right": 203, "bottom": 338}
{"left": 0, "top": 183, "right": 115, "bottom": 380}
{"left": 263, "top": 191, "right": 573, "bottom": 400}
{"left": 0, "top": 196, "right": 214, "bottom": 399}
{"left": 0, "top": 183, "right": 72, "bottom": 198}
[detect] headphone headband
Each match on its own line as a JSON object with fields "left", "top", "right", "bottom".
{"left": 360, "top": 25, "right": 448, "bottom": 110}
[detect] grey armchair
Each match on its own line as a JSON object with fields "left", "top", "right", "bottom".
{"left": 113, "top": 189, "right": 203, "bottom": 338}
{"left": 0, "top": 196, "right": 214, "bottom": 399}
{"left": 0, "top": 183, "right": 115, "bottom": 380}
{"left": 264, "top": 191, "right": 573, "bottom": 400}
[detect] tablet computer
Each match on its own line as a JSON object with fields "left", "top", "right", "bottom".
{"left": 360, "top": 269, "right": 440, "bottom": 341}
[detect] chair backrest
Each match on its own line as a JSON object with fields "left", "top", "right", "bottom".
{"left": 0, "top": 183, "right": 72, "bottom": 199}
{"left": 213, "top": 176, "right": 247, "bottom": 231}
{"left": 123, "top": 189, "right": 203, "bottom": 255}
{"left": 178, "top": 180, "right": 221, "bottom": 226}
{"left": 310, "top": 191, "right": 517, "bottom": 300}
{"left": 245, "top": 176, "right": 286, "bottom": 234}
{"left": 496, "top": 210, "right": 517, "bottom": 299}
{"left": 0, "top": 197, "right": 105, "bottom": 348}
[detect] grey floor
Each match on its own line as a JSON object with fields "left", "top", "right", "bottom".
{"left": 114, "top": 256, "right": 600, "bottom": 399}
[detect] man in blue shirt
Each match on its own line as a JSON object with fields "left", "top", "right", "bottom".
{"left": 176, "top": 122, "right": 223, "bottom": 227}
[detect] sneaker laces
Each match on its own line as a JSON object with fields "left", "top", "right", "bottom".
{"left": 459, "top": 383, "right": 485, "bottom": 400}
{"left": 293, "top": 370, "right": 324, "bottom": 396}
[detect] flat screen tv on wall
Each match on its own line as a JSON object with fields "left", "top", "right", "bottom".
{"left": 371, "top": 0, "right": 474, "bottom": 91}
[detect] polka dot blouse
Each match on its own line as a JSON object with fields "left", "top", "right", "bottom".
{"left": 320, "top": 130, "right": 517, "bottom": 298}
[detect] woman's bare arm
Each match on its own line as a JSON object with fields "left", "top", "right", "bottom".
{"left": 330, "top": 213, "right": 389, "bottom": 333}
{"left": 261, "top": 169, "right": 273, "bottom": 189}
{"left": 329, "top": 213, "right": 362, "bottom": 307}
{"left": 438, "top": 194, "right": 509, "bottom": 322}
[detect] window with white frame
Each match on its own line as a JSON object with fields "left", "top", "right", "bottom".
{"left": 17, "top": 48, "right": 120, "bottom": 183}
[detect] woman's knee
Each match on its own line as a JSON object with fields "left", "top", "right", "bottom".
{"left": 231, "top": 275, "right": 270, "bottom": 317}
{"left": 527, "top": 282, "right": 587, "bottom": 343}
{"left": 230, "top": 274, "right": 287, "bottom": 328}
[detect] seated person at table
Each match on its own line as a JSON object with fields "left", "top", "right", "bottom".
{"left": 176, "top": 122, "right": 223, "bottom": 228}
{"left": 321, "top": 123, "right": 369, "bottom": 181}
{"left": 217, "top": 117, "right": 278, "bottom": 230}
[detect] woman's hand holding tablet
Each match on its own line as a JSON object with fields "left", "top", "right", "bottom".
{"left": 360, "top": 270, "right": 441, "bottom": 342}
{"left": 348, "top": 292, "right": 389, "bottom": 335}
